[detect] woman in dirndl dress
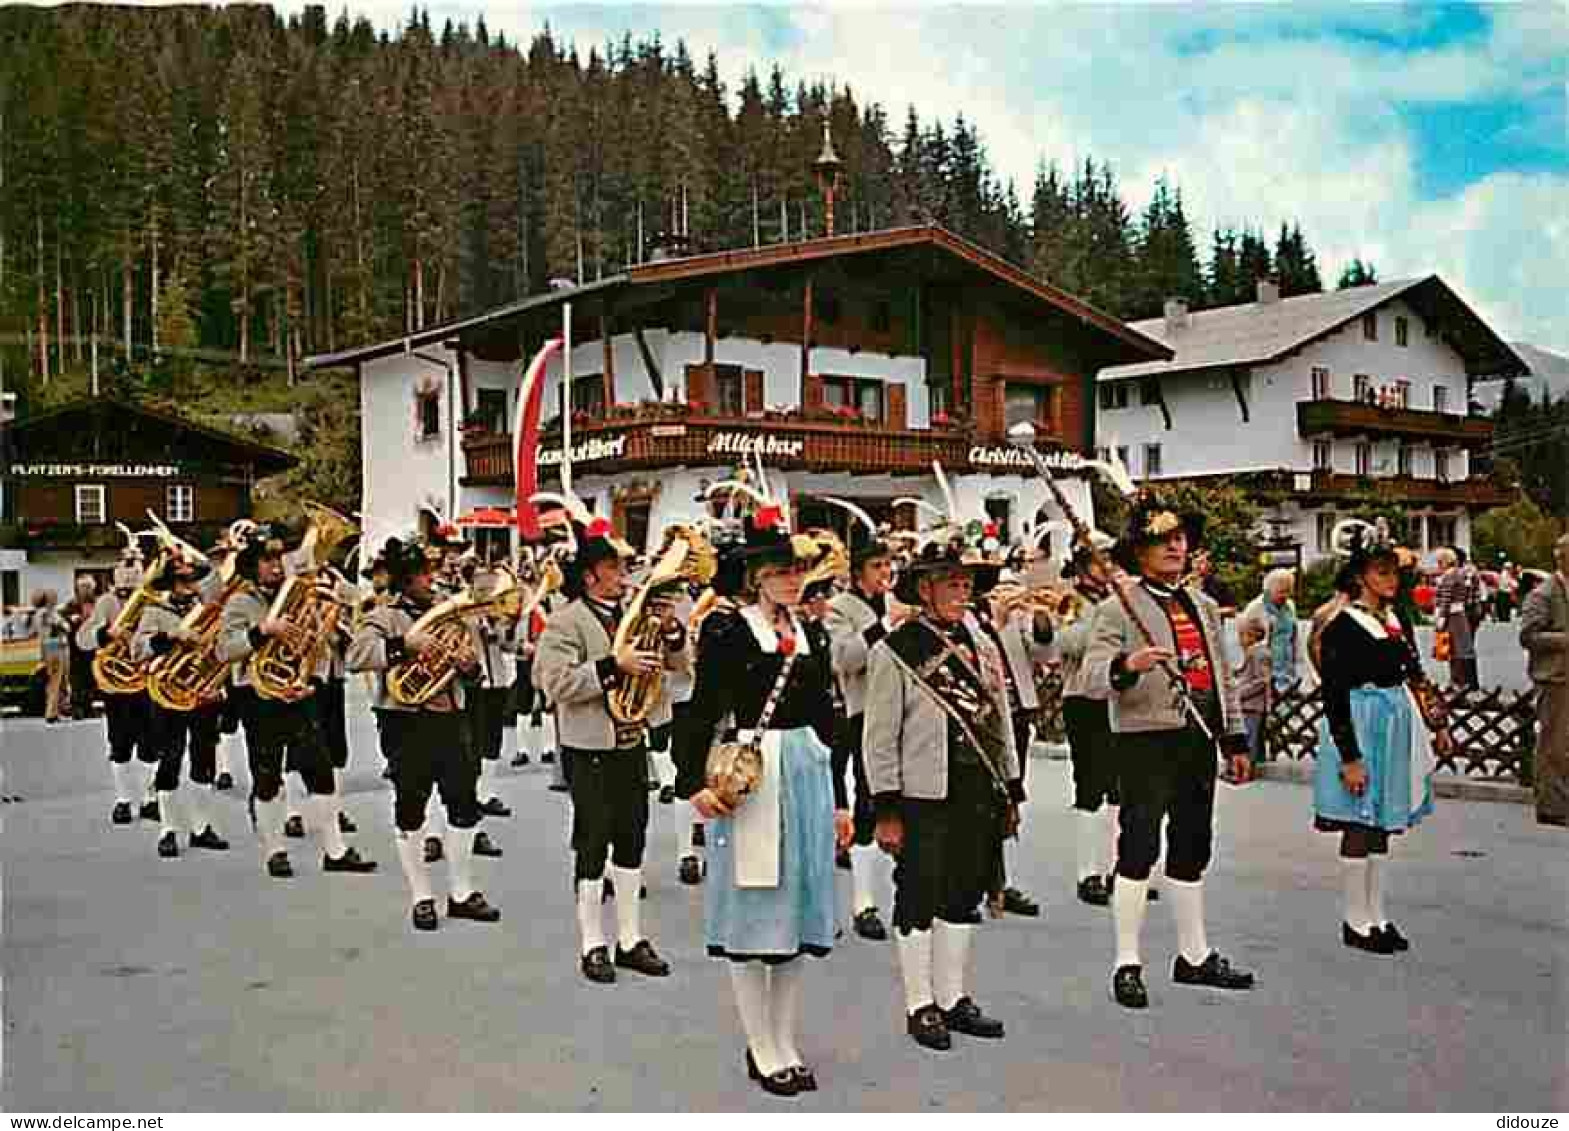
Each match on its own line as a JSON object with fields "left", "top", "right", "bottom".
{"left": 1315, "top": 520, "right": 1449, "bottom": 956}
{"left": 674, "top": 510, "right": 852, "bottom": 1098}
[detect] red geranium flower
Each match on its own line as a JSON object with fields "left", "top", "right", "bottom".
{"left": 754, "top": 504, "right": 783, "bottom": 531}
{"left": 585, "top": 517, "right": 612, "bottom": 539}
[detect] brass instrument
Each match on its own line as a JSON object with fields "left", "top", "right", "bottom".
{"left": 92, "top": 555, "right": 169, "bottom": 696}
{"left": 608, "top": 523, "right": 718, "bottom": 725}
{"left": 797, "top": 528, "right": 849, "bottom": 591}
{"left": 989, "top": 580, "right": 1088, "bottom": 628}
{"left": 387, "top": 567, "right": 523, "bottom": 706}
{"left": 249, "top": 502, "right": 359, "bottom": 702}
{"left": 147, "top": 574, "right": 250, "bottom": 711}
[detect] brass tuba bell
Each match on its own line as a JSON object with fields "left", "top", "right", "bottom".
{"left": 607, "top": 523, "right": 718, "bottom": 725}
{"left": 249, "top": 503, "right": 360, "bottom": 702}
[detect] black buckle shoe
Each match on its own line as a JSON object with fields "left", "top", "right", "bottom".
{"left": 473, "top": 831, "right": 504, "bottom": 858}
{"left": 337, "top": 811, "right": 357, "bottom": 834}
{"left": 658, "top": 785, "right": 676, "bottom": 805}
{"left": 284, "top": 814, "right": 305, "bottom": 839}
{"left": 907, "top": 1003, "right": 952, "bottom": 1051}
{"left": 791, "top": 1065, "right": 818, "bottom": 1093}
{"left": 448, "top": 892, "right": 501, "bottom": 922}
{"left": 157, "top": 830, "right": 180, "bottom": 858}
{"left": 140, "top": 800, "right": 161, "bottom": 823}
{"left": 423, "top": 836, "right": 443, "bottom": 863}
{"left": 943, "top": 995, "right": 1004, "bottom": 1038}
{"left": 266, "top": 851, "right": 293, "bottom": 879}
{"left": 835, "top": 847, "right": 852, "bottom": 871}
{"left": 541, "top": 750, "right": 555, "bottom": 764}
{"left": 615, "top": 940, "right": 671, "bottom": 977}
{"left": 547, "top": 781, "right": 569, "bottom": 793}
{"left": 1376, "top": 923, "right": 1410, "bottom": 952}
{"left": 1002, "top": 887, "right": 1040, "bottom": 917}
{"left": 510, "top": 753, "right": 531, "bottom": 768}
{"left": 759, "top": 1068, "right": 799, "bottom": 1098}
{"left": 1078, "top": 876, "right": 1111, "bottom": 906}
{"left": 324, "top": 847, "right": 378, "bottom": 873}
{"left": 581, "top": 945, "right": 616, "bottom": 984}
{"left": 678, "top": 856, "right": 704, "bottom": 885}
{"left": 214, "top": 773, "right": 234, "bottom": 792}
{"left": 1343, "top": 922, "right": 1395, "bottom": 954}
{"left": 111, "top": 801, "right": 134, "bottom": 825}
{"left": 190, "top": 826, "right": 230, "bottom": 851}
{"left": 1173, "top": 951, "right": 1255, "bottom": 990}
{"left": 1112, "top": 964, "right": 1148, "bottom": 1009}
{"left": 480, "top": 797, "right": 512, "bottom": 818}
{"left": 853, "top": 908, "right": 888, "bottom": 941}
{"left": 412, "top": 899, "right": 439, "bottom": 931}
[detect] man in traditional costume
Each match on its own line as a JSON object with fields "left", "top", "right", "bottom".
{"left": 1520, "top": 533, "right": 1568, "bottom": 828}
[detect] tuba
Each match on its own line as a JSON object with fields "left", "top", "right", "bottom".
{"left": 608, "top": 523, "right": 718, "bottom": 725}
{"left": 92, "top": 553, "right": 168, "bottom": 696}
{"left": 249, "top": 503, "right": 359, "bottom": 702}
{"left": 387, "top": 566, "right": 524, "bottom": 707}
{"left": 147, "top": 544, "right": 248, "bottom": 712}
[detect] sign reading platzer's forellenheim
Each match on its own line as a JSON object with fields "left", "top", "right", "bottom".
{"left": 11, "top": 462, "right": 182, "bottom": 478}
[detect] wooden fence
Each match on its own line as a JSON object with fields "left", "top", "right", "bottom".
{"left": 1032, "top": 665, "right": 1537, "bottom": 788}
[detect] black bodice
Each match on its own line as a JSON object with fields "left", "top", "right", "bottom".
{"left": 1319, "top": 608, "right": 1420, "bottom": 764}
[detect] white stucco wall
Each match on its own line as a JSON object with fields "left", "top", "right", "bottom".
{"left": 1096, "top": 297, "right": 1476, "bottom": 482}
{"left": 6, "top": 550, "right": 119, "bottom": 608}
{"left": 360, "top": 346, "right": 465, "bottom": 554}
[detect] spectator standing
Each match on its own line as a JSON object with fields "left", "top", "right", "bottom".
{"left": 31, "top": 590, "right": 72, "bottom": 722}
{"left": 63, "top": 576, "right": 99, "bottom": 719}
{"left": 1433, "top": 548, "right": 1480, "bottom": 690}
{"left": 1520, "top": 535, "right": 1569, "bottom": 828}
{"left": 1234, "top": 619, "right": 1271, "bottom": 765}
{"left": 1241, "top": 569, "right": 1300, "bottom": 694}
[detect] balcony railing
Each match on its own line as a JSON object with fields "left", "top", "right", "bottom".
{"left": 1297, "top": 399, "right": 1494, "bottom": 448}
{"left": 1, "top": 520, "right": 233, "bottom": 551}
{"left": 1243, "top": 469, "right": 1512, "bottom": 508}
{"left": 461, "top": 405, "right": 987, "bottom": 485}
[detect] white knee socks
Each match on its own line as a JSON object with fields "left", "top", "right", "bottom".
{"left": 729, "top": 963, "right": 783, "bottom": 1077}
{"left": 253, "top": 797, "right": 287, "bottom": 857}
{"left": 395, "top": 832, "right": 434, "bottom": 904}
{"left": 1106, "top": 804, "right": 1121, "bottom": 873}
{"left": 185, "top": 787, "right": 209, "bottom": 836}
{"left": 541, "top": 713, "right": 558, "bottom": 755}
{"left": 609, "top": 865, "right": 644, "bottom": 949}
{"left": 576, "top": 878, "right": 607, "bottom": 955}
{"left": 215, "top": 734, "right": 235, "bottom": 778}
{"left": 522, "top": 721, "right": 541, "bottom": 761}
{"left": 158, "top": 789, "right": 181, "bottom": 836}
{"left": 1341, "top": 858, "right": 1372, "bottom": 930}
{"left": 424, "top": 798, "right": 448, "bottom": 840}
{"left": 1077, "top": 808, "right": 1107, "bottom": 881}
{"left": 309, "top": 794, "right": 348, "bottom": 859}
{"left": 650, "top": 748, "right": 677, "bottom": 789}
{"left": 447, "top": 828, "right": 476, "bottom": 902}
{"left": 111, "top": 762, "right": 134, "bottom": 804}
{"left": 1112, "top": 874, "right": 1149, "bottom": 969}
{"left": 770, "top": 961, "right": 805, "bottom": 1069}
{"left": 849, "top": 844, "right": 881, "bottom": 915}
{"left": 500, "top": 724, "right": 517, "bottom": 763}
{"left": 1365, "top": 856, "right": 1388, "bottom": 927}
{"left": 932, "top": 920, "right": 973, "bottom": 1011}
{"left": 1168, "top": 878, "right": 1210, "bottom": 965}
{"left": 896, "top": 928, "right": 935, "bottom": 1015}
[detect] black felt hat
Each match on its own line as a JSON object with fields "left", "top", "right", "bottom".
{"left": 381, "top": 536, "right": 433, "bottom": 591}
{"left": 1331, "top": 518, "right": 1408, "bottom": 596}
{"left": 893, "top": 533, "right": 989, "bottom": 607}
{"left": 1114, "top": 495, "right": 1205, "bottom": 572}
{"left": 234, "top": 525, "right": 288, "bottom": 582}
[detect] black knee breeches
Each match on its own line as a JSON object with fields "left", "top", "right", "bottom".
{"left": 836, "top": 716, "right": 876, "bottom": 847}
{"left": 150, "top": 702, "right": 221, "bottom": 790}
{"left": 236, "top": 687, "right": 336, "bottom": 802}
{"left": 470, "top": 686, "right": 509, "bottom": 762}
{"left": 1064, "top": 696, "right": 1120, "bottom": 811}
{"left": 1115, "top": 724, "right": 1218, "bottom": 884}
{"left": 566, "top": 745, "right": 650, "bottom": 879}
{"left": 316, "top": 677, "right": 350, "bottom": 770}
{"left": 892, "top": 761, "right": 1003, "bottom": 933}
{"left": 382, "top": 709, "right": 478, "bottom": 832}
{"left": 104, "top": 692, "right": 152, "bottom": 764}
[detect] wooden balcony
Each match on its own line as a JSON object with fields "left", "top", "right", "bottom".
{"left": 1297, "top": 399, "right": 1494, "bottom": 449}
{"left": 461, "top": 408, "right": 1000, "bottom": 486}
{"left": 1241, "top": 469, "right": 1513, "bottom": 508}
{"left": 1, "top": 519, "right": 232, "bottom": 552}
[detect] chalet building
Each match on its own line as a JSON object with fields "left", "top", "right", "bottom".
{"left": 1096, "top": 277, "right": 1529, "bottom": 564}
{"left": 0, "top": 398, "right": 297, "bottom": 605}
{"left": 305, "top": 223, "right": 1171, "bottom": 558}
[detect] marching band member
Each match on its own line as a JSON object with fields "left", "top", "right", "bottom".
{"left": 865, "top": 526, "right": 1021, "bottom": 1053}
{"left": 1055, "top": 536, "right": 1122, "bottom": 906}
{"left": 1314, "top": 520, "right": 1445, "bottom": 955}
{"left": 348, "top": 536, "right": 501, "bottom": 931}
{"left": 535, "top": 510, "right": 679, "bottom": 984}
{"left": 219, "top": 527, "right": 377, "bottom": 880}
{"left": 823, "top": 507, "right": 901, "bottom": 942}
{"left": 674, "top": 501, "right": 849, "bottom": 1097}
{"left": 134, "top": 549, "right": 229, "bottom": 857}
{"left": 201, "top": 530, "right": 246, "bottom": 794}
{"left": 82, "top": 538, "right": 159, "bottom": 826}
{"left": 1084, "top": 496, "right": 1254, "bottom": 1009}
{"left": 468, "top": 557, "right": 516, "bottom": 858}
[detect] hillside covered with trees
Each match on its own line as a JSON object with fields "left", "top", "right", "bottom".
{"left": 1, "top": 2, "right": 1342, "bottom": 403}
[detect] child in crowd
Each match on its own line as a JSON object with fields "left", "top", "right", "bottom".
{"left": 1235, "top": 619, "right": 1271, "bottom": 765}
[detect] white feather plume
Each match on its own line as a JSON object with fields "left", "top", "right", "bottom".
{"left": 931, "top": 460, "right": 960, "bottom": 524}
{"left": 893, "top": 496, "right": 949, "bottom": 524}
{"left": 529, "top": 491, "right": 592, "bottom": 526}
{"left": 705, "top": 479, "right": 771, "bottom": 510}
{"left": 820, "top": 496, "right": 879, "bottom": 535}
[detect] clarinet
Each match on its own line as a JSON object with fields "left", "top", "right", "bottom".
{"left": 1015, "top": 443, "right": 1215, "bottom": 743}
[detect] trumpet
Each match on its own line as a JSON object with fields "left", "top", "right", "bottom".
{"left": 988, "top": 580, "right": 1089, "bottom": 627}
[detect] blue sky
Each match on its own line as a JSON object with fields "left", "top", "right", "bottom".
{"left": 278, "top": 0, "right": 1569, "bottom": 354}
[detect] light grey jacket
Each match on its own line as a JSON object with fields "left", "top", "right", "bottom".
{"left": 132, "top": 600, "right": 191, "bottom": 664}
{"left": 1083, "top": 581, "right": 1244, "bottom": 740}
{"left": 78, "top": 592, "right": 123, "bottom": 653}
{"left": 1055, "top": 599, "right": 1109, "bottom": 701}
{"left": 825, "top": 588, "right": 887, "bottom": 719}
{"left": 534, "top": 597, "right": 678, "bottom": 750}
{"left": 863, "top": 621, "right": 1021, "bottom": 804}
{"left": 217, "top": 587, "right": 272, "bottom": 689}
{"left": 992, "top": 608, "right": 1053, "bottom": 712}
